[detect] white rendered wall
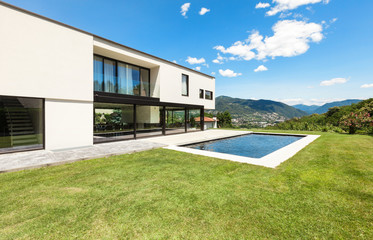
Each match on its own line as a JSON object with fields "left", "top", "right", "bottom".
{"left": 45, "top": 100, "right": 93, "bottom": 150}
{"left": 0, "top": 5, "right": 93, "bottom": 101}
{"left": 0, "top": 4, "right": 94, "bottom": 150}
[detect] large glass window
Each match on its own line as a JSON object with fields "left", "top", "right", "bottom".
{"left": 104, "top": 59, "right": 116, "bottom": 93}
{"left": 136, "top": 105, "right": 163, "bottom": 138}
{"left": 94, "top": 103, "right": 134, "bottom": 143}
{"left": 94, "top": 56, "right": 103, "bottom": 91}
{"left": 129, "top": 65, "right": 141, "bottom": 96}
{"left": 0, "top": 96, "right": 44, "bottom": 153}
{"left": 182, "top": 74, "right": 189, "bottom": 96}
{"left": 165, "top": 107, "right": 185, "bottom": 135}
{"left": 140, "top": 69, "right": 150, "bottom": 97}
{"left": 94, "top": 55, "right": 151, "bottom": 97}
{"left": 187, "top": 109, "right": 201, "bottom": 131}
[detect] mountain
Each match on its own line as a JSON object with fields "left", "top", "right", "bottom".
{"left": 293, "top": 99, "right": 362, "bottom": 114}
{"left": 293, "top": 104, "right": 319, "bottom": 114}
{"left": 213, "top": 96, "right": 307, "bottom": 119}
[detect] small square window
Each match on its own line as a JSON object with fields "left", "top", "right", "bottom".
{"left": 199, "top": 89, "right": 204, "bottom": 99}
{"left": 182, "top": 74, "right": 189, "bottom": 96}
{"left": 205, "top": 90, "right": 213, "bottom": 100}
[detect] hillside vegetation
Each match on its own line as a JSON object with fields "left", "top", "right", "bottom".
{"left": 293, "top": 99, "right": 362, "bottom": 114}
{"left": 214, "top": 96, "right": 307, "bottom": 118}
{"left": 270, "top": 98, "right": 373, "bottom": 134}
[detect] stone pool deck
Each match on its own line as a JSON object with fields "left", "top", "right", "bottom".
{"left": 0, "top": 130, "right": 250, "bottom": 173}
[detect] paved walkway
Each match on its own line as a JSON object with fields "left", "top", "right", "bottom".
{"left": 0, "top": 130, "right": 250, "bottom": 173}
{"left": 0, "top": 140, "right": 165, "bottom": 173}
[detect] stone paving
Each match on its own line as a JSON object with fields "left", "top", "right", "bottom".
{"left": 0, "top": 130, "right": 250, "bottom": 173}
{"left": 0, "top": 140, "right": 165, "bottom": 173}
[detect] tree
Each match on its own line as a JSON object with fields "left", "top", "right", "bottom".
{"left": 217, "top": 111, "right": 232, "bottom": 128}
{"left": 340, "top": 111, "right": 372, "bottom": 134}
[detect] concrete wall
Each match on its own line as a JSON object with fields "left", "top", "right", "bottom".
{"left": 0, "top": 4, "right": 94, "bottom": 150}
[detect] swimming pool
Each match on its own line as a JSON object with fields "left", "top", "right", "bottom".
{"left": 186, "top": 133, "right": 303, "bottom": 158}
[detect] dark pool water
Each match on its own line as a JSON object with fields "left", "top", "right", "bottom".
{"left": 187, "top": 134, "right": 303, "bottom": 158}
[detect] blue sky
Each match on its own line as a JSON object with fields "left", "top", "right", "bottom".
{"left": 5, "top": 0, "right": 373, "bottom": 105}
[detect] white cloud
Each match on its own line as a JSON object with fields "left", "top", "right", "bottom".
{"left": 211, "top": 72, "right": 216, "bottom": 75}
{"left": 214, "top": 20, "right": 323, "bottom": 61}
{"left": 195, "top": 66, "right": 201, "bottom": 71}
{"left": 199, "top": 7, "right": 210, "bottom": 15}
{"left": 320, "top": 78, "right": 348, "bottom": 86}
{"left": 186, "top": 56, "right": 205, "bottom": 65}
{"left": 219, "top": 69, "right": 242, "bottom": 77}
{"left": 361, "top": 83, "right": 373, "bottom": 88}
{"left": 255, "top": 2, "right": 270, "bottom": 9}
{"left": 212, "top": 53, "right": 225, "bottom": 64}
{"left": 278, "top": 98, "right": 347, "bottom": 106}
{"left": 172, "top": 60, "right": 177, "bottom": 63}
{"left": 266, "top": 0, "right": 329, "bottom": 16}
{"left": 254, "top": 65, "right": 268, "bottom": 72}
{"left": 181, "top": 3, "right": 191, "bottom": 17}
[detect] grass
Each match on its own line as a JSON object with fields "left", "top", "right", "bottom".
{"left": 0, "top": 130, "right": 372, "bottom": 239}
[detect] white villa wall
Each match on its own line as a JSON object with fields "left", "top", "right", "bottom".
{"left": 0, "top": 4, "right": 94, "bottom": 150}
{"left": 0, "top": 2, "right": 215, "bottom": 151}
{"left": 0, "top": 4, "right": 93, "bottom": 101}
{"left": 45, "top": 100, "right": 93, "bottom": 150}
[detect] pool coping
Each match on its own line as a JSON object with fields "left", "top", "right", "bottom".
{"left": 164, "top": 132, "right": 320, "bottom": 168}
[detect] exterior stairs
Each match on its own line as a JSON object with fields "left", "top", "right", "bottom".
{"left": 3, "top": 98, "right": 39, "bottom": 147}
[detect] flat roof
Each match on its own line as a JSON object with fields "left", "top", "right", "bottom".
{"left": 0, "top": 1, "right": 214, "bottom": 79}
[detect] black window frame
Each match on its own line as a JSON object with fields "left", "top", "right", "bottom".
{"left": 199, "top": 89, "right": 204, "bottom": 99}
{"left": 93, "top": 54, "right": 151, "bottom": 97}
{"left": 205, "top": 90, "right": 213, "bottom": 100}
{"left": 181, "top": 74, "right": 189, "bottom": 97}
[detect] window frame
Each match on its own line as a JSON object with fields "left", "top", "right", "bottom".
{"left": 205, "top": 90, "right": 213, "bottom": 100}
{"left": 199, "top": 89, "right": 204, "bottom": 99}
{"left": 94, "top": 54, "right": 151, "bottom": 97}
{"left": 181, "top": 74, "right": 189, "bottom": 97}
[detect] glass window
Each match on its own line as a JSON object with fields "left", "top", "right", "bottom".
{"left": 199, "top": 89, "right": 204, "bottom": 99}
{"left": 182, "top": 74, "right": 189, "bottom": 96}
{"left": 94, "top": 103, "right": 134, "bottom": 143}
{"left": 129, "top": 65, "right": 140, "bottom": 96}
{"left": 136, "top": 105, "right": 163, "bottom": 138}
{"left": 187, "top": 109, "right": 201, "bottom": 131}
{"left": 94, "top": 56, "right": 103, "bottom": 91}
{"left": 104, "top": 59, "right": 116, "bottom": 93}
{"left": 166, "top": 107, "right": 185, "bottom": 134}
{"left": 118, "top": 63, "right": 132, "bottom": 95}
{"left": 0, "top": 96, "right": 44, "bottom": 153}
{"left": 140, "top": 68, "right": 150, "bottom": 97}
{"left": 94, "top": 55, "right": 152, "bottom": 97}
{"left": 205, "top": 90, "right": 213, "bottom": 100}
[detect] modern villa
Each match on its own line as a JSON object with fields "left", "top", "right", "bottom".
{"left": 0, "top": 2, "right": 215, "bottom": 154}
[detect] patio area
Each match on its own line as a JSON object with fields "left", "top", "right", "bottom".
{"left": 0, "top": 130, "right": 250, "bottom": 173}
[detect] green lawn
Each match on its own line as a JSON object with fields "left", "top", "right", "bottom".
{"left": 0, "top": 131, "right": 372, "bottom": 239}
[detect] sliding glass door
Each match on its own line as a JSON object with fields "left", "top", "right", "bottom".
{"left": 0, "top": 96, "right": 44, "bottom": 153}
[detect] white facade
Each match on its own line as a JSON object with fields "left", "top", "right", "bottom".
{"left": 0, "top": 2, "right": 215, "bottom": 152}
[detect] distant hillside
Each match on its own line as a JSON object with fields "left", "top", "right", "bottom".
{"left": 293, "top": 99, "right": 362, "bottom": 114}
{"left": 293, "top": 104, "right": 320, "bottom": 114}
{"left": 213, "top": 96, "right": 307, "bottom": 119}
{"left": 313, "top": 99, "right": 362, "bottom": 114}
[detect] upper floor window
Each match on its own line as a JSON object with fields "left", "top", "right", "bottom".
{"left": 181, "top": 74, "right": 189, "bottom": 96}
{"left": 205, "top": 90, "right": 213, "bottom": 100}
{"left": 199, "top": 89, "right": 204, "bottom": 99}
{"left": 94, "top": 55, "right": 151, "bottom": 97}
